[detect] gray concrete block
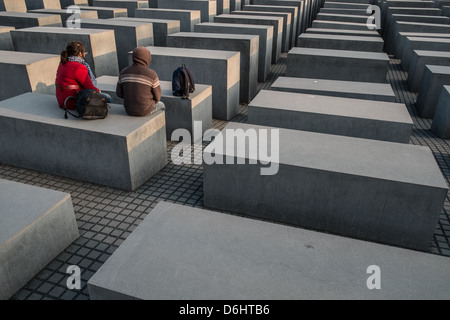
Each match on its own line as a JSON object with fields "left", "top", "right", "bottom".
{"left": 230, "top": 0, "right": 242, "bottom": 12}
{"left": 80, "top": 18, "right": 153, "bottom": 71}
{"left": 148, "top": 0, "right": 216, "bottom": 22}
{"left": 93, "top": 0, "right": 149, "bottom": 17}
{"left": 324, "top": 1, "right": 369, "bottom": 9}
{"left": 297, "top": 33, "right": 384, "bottom": 52}
{"left": 0, "top": 92, "right": 168, "bottom": 190}
{"left": 286, "top": 47, "right": 390, "bottom": 83}
{"left": 167, "top": 32, "right": 259, "bottom": 104}
{"left": 395, "top": 32, "right": 450, "bottom": 67}
{"left": 306, "top": 27, "right": 381, "bottom": 37}
{"left": 144, "top": 46, "right": 240, "bottom": 121}
{"left": 217, "top": 0, "right": 231, "bottom": 15}
{"left": 112, "top": 17, "right": 180, "bottom": 46}
{"left": 243, "top": 4, "right": 298, "bottom": 48}
{"left": 408, "top": 50, "right": 450, "bottom": 92}
{"left": 387, "top": 21, "right": 450, "bottom": 56}
{"left": 25, "top": 0, "right": 61, "bottom": 10}
{"left": 0, "top": 0, "right": 27, "bottom": 12}
{"left": 0, "top": 26, "right": 14, "bottom": 51}
{"left": 0, "top": 50, "right": 59, "bottom": 101}
{"left": 0, "top": 179, "right": 79, "bottom": 300}
{"left": 250, "top": 0, "right": 303, "bottom": 35}
{"left": 401, "top": 37, "right": 450, "bottom": 72}
{"left": 432, "top": 85, "right": 450, "bottom": 138}
{"left": 214, "top": 13, "right": 282, "bottom": 63}
{"left": 231, "top": 10, "right": 291, "bottom": 52}
{"left": 194, "top": 22, "right": 272, "bottom": 82}
{"left": 59, "top": 0, "right": 89, "bottom": 7}
{"left": 0, "top": 12, "right": 62, "bottom": 29}
{"left": 385, "top": 15, "right": 450, "bottom": 54}
{"left": 11, "top": 26, "right": 119, "bottom": 77}
{"left": 386, "top": 7, "right": 442, "bottom": 16}
{"left": 247, "top": 90, "right": 412, "bottom": 143}
{"left": 270, "top": 76, "right": 396, "bottom": 102}
{"left": 28, "top": 8, "right": 98, "bottom": 27}
{"left": 311, "top": 20, "right": 370, "bottom": 31}
{"left": 79, "top": 6, "right": 128, "bottom": 19}
{"left": 416, "top": 65, "right": 450, "bottom": 118}
{"left": 316, "top": 12, "right": 369, "bottom": 24}
{"left": 135, "top": 8, "right": 201, "bottom": 32}
{"left": 97, "top": 76, "right": 213, "bottom": 140}
{"left": 203, "top": 122, "right": 448, "bottom": 252}
{"left": 87, "top": 201, "right": 450, "bottom": 300}
{"left": 319, "top": 8, "right": 367, "bottom": 15}
{"left": 437, "top": 0, "right": 450, "bottom": 8}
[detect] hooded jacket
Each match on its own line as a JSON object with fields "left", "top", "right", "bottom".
{"left": 116, "top": 47, "right": 162, "bottom": 116}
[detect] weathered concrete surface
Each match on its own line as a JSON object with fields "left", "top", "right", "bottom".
{"left": 87, "top": 201, "right": 450, "bottom": 300}
{"left": 247, "top": 90, "right": 412, "bottom": 143}
{"left": 0, "top": 50, "right": 59, "bottom": 101}
{"left": 203, "top": 122, "right": 448, "bottom": 252}
{"left": 0, "top": 92, "right": 168, "bottom": 191}
{"left": 11, "top": 26, "right": 119, "bottom": 77}
{"left": 0, "top": 179, "right": 79, "bottom": 300}
{"left": 286, "top": 47, "right": 390, "bottom": 83}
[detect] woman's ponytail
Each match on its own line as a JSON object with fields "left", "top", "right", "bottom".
{"left": 60, "top": 50, "right": 68, "bottom": 64}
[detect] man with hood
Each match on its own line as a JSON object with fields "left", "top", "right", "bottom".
{"left": 116, "top": 47, "right": 165, "bottom": 116}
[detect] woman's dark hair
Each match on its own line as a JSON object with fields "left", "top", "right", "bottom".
{"left": 60, "top": 41, "right": 86, "bottom": 64}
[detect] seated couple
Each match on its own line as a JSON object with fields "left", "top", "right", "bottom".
{"left": 55, "top": 41, "right": 164, "bottom": 117}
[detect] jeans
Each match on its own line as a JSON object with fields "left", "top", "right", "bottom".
{"left": 101, "top": 92, "right": 112, "bottom": 103}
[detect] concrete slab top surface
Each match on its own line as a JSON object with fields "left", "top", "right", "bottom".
{"left": 396, "top": 21, "right": 450, "bottom": 28}
{"left": 12, "top": 26, "right": 112, "bottom": 35}
{"left": 138, "top": 8, "right": 201, "bottom": 14}
{"left": 80, "top": 18, "right": 151, "bottom": 27}
{"left": 272, "top": 77, "right": 395, "bottom": 96}
{"left": 113, "top": 17, "right": 180, "bottom": 24}
{"left": 145, "top": 45, "right": 240, "bottom": 60}
{"left": 426, "top": 64, "right": 450, "bottom": 74}
{"left": 199, "top": 22, "right": 273, "bottom": 30}
{"left": 210, "top": 122, "right": 447, "bottom": 189}
{"left": 88, "top": 201, "right": 450, "bottom": 300}
{"left": 0, "top": 50, "right": 58, "bottom": 64}
{"left": 0, "top": 179, "right": 70, "bottom": 244}
{"left": 299, "top": 33, "right": 384, "bottom": 43}
{"left": 169, "top": 31, "right": 258, "bottom": 41}
{"left": 306, "top": 28, "right": 380, "bottom": 36}
{"left": 0, "top": 93, "right": 163, "bottom": 137}
{"left": 251, "top": 90, "right": 411, "bottom": 123}
{"left": 313, "top": 20, "right": 369, "bottom": 27}
{"left": 217, "top": 14, "right": 283, "bottom": 21}
{"left": 414, "top": 50, "right": 450, "bottom": 58}
{"left": 0, "top": 12, "right": 59, "bottom": 19}
{"left": 289, "top": 47, "right": 390, "bottom": 61}
{"left": 318, "top": 13, "right": 369, "bottom": 18}
{"left": 407, "top": 37, "right": 450, "bottom": 44}
{"left": 399, "top": 32, "right": 450, "bottom": 38}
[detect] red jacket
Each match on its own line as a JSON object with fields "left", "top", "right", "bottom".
{"left": 55, "top": 61, "right": 99, "bottom": 110}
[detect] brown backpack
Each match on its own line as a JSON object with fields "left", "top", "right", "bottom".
{"left": 64, "top": 89, "right": 109, "bottom": 120}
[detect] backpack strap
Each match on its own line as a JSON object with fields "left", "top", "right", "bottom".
{"left": 63, "top": 96, "right": 80, "bottom": 119}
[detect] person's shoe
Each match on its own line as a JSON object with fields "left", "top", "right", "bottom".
{"left": 151, "top": 101, "right": 165, "bottom": 114}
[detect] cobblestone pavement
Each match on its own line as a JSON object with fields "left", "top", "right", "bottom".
{"left": 2, "top": 54, "right": 450, "bottom": 300}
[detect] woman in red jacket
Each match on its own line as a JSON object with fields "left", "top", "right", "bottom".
{"left": 55, "top": 41, "right": 110, "bottom": 110}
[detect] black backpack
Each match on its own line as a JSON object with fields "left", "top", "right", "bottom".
{"left": 172, "top": 64, "right": 195, "bottom": 99}
{"left": 64, "top": 89, "right": 109, "bottom": 120}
